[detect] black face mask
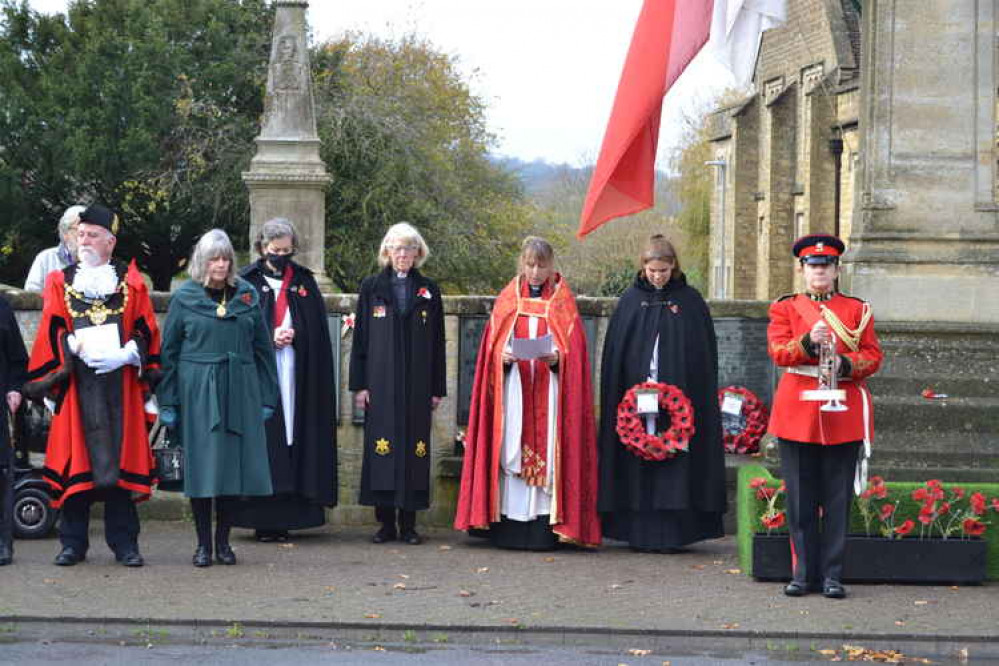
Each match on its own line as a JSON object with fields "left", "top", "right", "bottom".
{"left": 266, "top": 253, "right": 293, "bottom": 273}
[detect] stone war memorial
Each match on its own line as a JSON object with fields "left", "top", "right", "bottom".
{"left": 1, "top": 0, "right": 995, "bottom": 529}
{"left": 707, "top": 0, "right": 997, "bottom": 485}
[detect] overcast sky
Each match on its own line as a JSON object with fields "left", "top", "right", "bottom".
{"left": 26, "top": 0, "right": 733, "bottom": 166}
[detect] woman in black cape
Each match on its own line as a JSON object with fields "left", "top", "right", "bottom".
{"left": 597, "top": 235, "right": 726, "bottom": 551}
{"left": 229, "top": 218, "right": 337, "bottom": 541}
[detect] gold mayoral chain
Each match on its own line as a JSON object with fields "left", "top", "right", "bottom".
{"left": 819, "top": 301, "right": 872, "bottom": 352}
{"left": 64, "top": 282, "right": 129, "bottom": 326}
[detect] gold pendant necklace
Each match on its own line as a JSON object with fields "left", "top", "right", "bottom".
{"left": 214, "top": 287, "right": 228, "bottom": 318}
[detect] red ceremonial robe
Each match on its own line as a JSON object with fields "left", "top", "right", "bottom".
{"left": 24, "top": 261, "right": 161, "bottom": 507}
{"left": 454, "top": 274, "right": 601, "bottom": 547}
{"left": 767, "top": 293, "right": 883, "bottom": 445}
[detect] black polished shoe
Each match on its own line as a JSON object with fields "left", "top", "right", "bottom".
{"left": 0, "top": 543, "right": 11, "bottom": 566}
{"left": 54, "top": 546, "right": 86, "bottom": 566}
{"left": 400, "top": 530, "right": 423, "bottom": 545}
{"left": 215, "top": 543, "right": 237, "bottom": 565}
{"left": 371, "top": 527, "right": 397, "bottom": 544}
{"left": 783, "top": 581, "right": 808, "bottom": 597}
{"left": 822, "top": 580, "right": 847, "bottom": 599}
{"left": 193, "top": 546, "right": 212, "bottom": 567}
{"left": 115, "top": 550, "right": 144, "bottom": 567}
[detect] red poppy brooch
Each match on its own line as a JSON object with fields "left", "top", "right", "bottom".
{"left": 417, "top": 287, "right": 431, "bottom": 299}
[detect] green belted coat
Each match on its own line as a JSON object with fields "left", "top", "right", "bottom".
{"left": 158, "top": 278, "right": 279, "bottom": 498}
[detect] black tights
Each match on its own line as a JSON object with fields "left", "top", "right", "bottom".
{"left": 375, "top": 506, "right": 417, "bottom": 534}
{"left": 190, "top": 497, "right": 232, "bottom": 551}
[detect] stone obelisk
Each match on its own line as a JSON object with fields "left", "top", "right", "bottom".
{"left": 243, "top": 0, "right": 332, "bottom": 290}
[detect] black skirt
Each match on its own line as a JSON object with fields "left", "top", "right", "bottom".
{"left": 229, "top": 495, "right": 327, "bottom": 532}
{"left": 602, "top": 509, "right": 723, "bottom": 551}
{"left": 470, "top": 516, "right": 559, "bottom": 551}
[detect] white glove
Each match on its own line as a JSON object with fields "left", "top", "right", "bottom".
{"left": 66, "top": 334, "right": 81, "bottom": 356}
{"left": 83, "top": 340, "right": 140, "bottom": 375}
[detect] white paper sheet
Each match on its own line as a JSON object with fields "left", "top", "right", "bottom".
{"left": 74, "top": 323, "right": 121, "bottom": 356}
{"left": 511, "top": 333, "right": 553, "bottom": 360}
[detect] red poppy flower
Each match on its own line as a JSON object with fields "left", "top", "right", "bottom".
{"left": 873, "top": 485, "right": 888, "bottom": 499}
{"left": 749, "top": 477, "right": 768, "bottom": 489}
{"left": 970, "top": 492, "right": 987, "bottom": 516}
{"left": 869, "top": 475, "right": 885, "bottom": 487}
{"left": 894, "top": 520, "right": 915, "bottom": 536}
{"left": 912, "top": 488, "right": 929, "bottom": 501}
{"left": 962, "top": 518, "right": 986, "bottom": 537}
{"left": 952, "top": 487, "right": 966, "bottom": 500}
{"left": 918, "top": 502, "right": 937, "bottom": 525}
{"left": 879, "top": 503, "right": 896, "bottom": 520}
{"left": 938, "top": 501, "right": 951, "bottom": 516}
{"left": 926, "top": 479, "right": 942, "bottom": 488}
{"left": 991, "top": 498, "right": 999, "bottom": 513}
{"left": 756, "top": 487, "right": 776, "bottom": 501}
{"left": 241, "top": 292, "right": 253, "bottom": 304}
{"left": 761, "top": 512, "right": 786, "bottom": 530}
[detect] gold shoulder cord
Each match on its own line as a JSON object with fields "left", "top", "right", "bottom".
{"left": 64, "top": 282, "right": 129, "bottom": 326}
{"left": 820, "top": 302, "right": 872, "bottom": 352}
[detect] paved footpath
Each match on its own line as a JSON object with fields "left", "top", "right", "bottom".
{"left": 1, "top": 522, "right": 997, "bottom": 662}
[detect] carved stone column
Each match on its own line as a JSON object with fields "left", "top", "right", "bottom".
{"left": 243, "top": 0, "right": 332, "bottom": 290}
{"left": 846, "top": 0, "right": 999, "bottom": 322}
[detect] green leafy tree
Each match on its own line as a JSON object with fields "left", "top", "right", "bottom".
{"left": 0, "top": 0, "right": 273, "bottom": 289}
{"left": 312, "top": 34, "right": 531, "bottom": 293}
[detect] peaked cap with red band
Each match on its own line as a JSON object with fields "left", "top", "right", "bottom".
{"left": 792, "top": 234, "right": 845, "bottom": 265}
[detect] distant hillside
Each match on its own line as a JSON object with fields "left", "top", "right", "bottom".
{"left": 492, "top": 155, "right": 680, "bottom": 214}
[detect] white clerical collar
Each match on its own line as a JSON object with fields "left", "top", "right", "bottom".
{"left": 395, "top": 271, "right": 409, "bottom": 279}
{"left": 72, "top": 262, "right": 118, "bottom": 299}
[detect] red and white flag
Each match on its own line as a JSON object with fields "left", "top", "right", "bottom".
{"left": 577, "top": 0, "right": 785, "bottom": 238}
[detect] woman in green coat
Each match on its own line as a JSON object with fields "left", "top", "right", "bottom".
{"left": 158, "top": 229, "right": 279, "bottom": 567}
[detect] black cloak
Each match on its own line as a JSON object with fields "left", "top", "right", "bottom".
{"left": 597, "top": 272, "right": 726, "bottom": 549}
{"left": 349, "top": 266, "right": 446, "bottom": 511}
{"left": 230, "top": 259, "right": 337, "bottom": 531}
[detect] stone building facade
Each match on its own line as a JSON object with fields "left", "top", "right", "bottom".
{"left": 706, "top": 0, "right": 861, "bottom": 301}
{"left": 707, "top": 0, "right": 999, "bottom": 324}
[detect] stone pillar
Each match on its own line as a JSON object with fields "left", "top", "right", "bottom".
{"left": 243, "top": 0, "right": 332, "bottom": 290}
{"left": 847, "top": 0, "right": 999, "bottom": 322}
{"left": 756, "top": 81, "right": 797, "bottom": 300}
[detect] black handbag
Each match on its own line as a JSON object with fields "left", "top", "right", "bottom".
{"left": 152, "top": 423, "right": 184, "bottom": 491}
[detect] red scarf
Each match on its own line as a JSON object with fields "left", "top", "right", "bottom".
{"left": 272, "top": 265, "right": 294, "bottom": 329}
{"left": 514, "top": 279, "right": 554, "bottom": 487}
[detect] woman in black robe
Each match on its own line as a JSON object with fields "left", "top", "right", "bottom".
{"left": 349, "top": 222, "right": 446, "bottom": 546}
{"left": 597, "top": 235, "right": 726, "bottom": 551}
{"left": 229, "top": 218, "right": 337, "bottom": 541}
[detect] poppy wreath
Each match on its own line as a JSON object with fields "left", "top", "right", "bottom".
{"left": 615, "top": 381, "right": 695, "bottom": 461}
{"left": 717, "top": 385, "right": 769, "bottom": 454}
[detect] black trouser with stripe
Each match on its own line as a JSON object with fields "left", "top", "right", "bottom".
{"left": 0, "top": 446, "right": 13, "bottom": 552}
{"left": 778, "top": 439, "right": 860, "bottom": 586}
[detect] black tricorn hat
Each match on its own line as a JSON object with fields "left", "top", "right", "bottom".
{"left": 79, "top": 205, "right": 120, "bottom": 235}
{"left": 792, "top": 234, "right": 844, "bottom": 265}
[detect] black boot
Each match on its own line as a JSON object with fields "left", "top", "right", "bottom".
{"left": 214, "top": 498, "right": 236, "bottom": 565}
{"left": 399, "top": 509, "right": 421, "bottom": 545}
{"left": 372, "top": 506, "right": 397, "bottom": 543}
{"left": 190, "top": 498, "right": 213, "bottom": 567}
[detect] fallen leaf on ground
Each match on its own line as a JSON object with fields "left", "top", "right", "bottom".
{"left": 627, "top": 648, "right": 651, "bottom": 656}
{"left": 894, "top": 620, "right": 905, "bottom": 626}
{"left": 712, "top": 560, "right": 723, "bottom": 565}
{"left": 817, "top": 649, "right": 838, "bottom": 656}
{"left": 690, "top": 564, "right": 706, "bottom": 570}
{"left": 279, "top": 543, "right": 296, "bottom": 549}
{"left": 724, "top": 568, "right": 741, "bottom": 575}
{"left": 609, "top": 584, "right": 623, "bottom": 590}
{"left": 958, "top": 647, "right": 969, "bottom": 662}
{"left": 721, "top": 623, "right": 740, "bottom": 630}
{"left": 459, "top": 590, "right": 474, "bottom": 597}
{"left": 503, "top": 618, "right": 520, "bottom": 625}
{"left": 476, "top": 567, "right": 489, "bottom": 574}
{"left": 914, "top": 600, "right": 929, "bottom": 606}
{"left": 364, "top": 613, "right": 381, "bottom": 619}
{"left": 373, "top": 646, "right": 386, "bottom": 652}
{"left": 42, "top": 579, "right": 57, "bottom": 584}
{"left": 397, "top": 574, "right": 410, "bottom": 579}
{"left": 543, "top": 556, "right": 555, "bottom": 562}
{"left": 438, "top": 545, "right": 452, "bottom": 551}
{"left": 393, "top": 583, "right": 407, "bottom": 590}
{"left": 324, "top": 586, "right": 336, "bottom": 593}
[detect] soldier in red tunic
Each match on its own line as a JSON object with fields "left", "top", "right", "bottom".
{"left": 767, "top": 234, "right": 883, "bottom": 599}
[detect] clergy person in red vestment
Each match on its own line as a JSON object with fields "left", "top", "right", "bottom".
{"left": 24, "top": 205, "right": 161, "bottom": 568}
{"left": 767, "top": 234, "right": 883, "bottom": 599}
{"left": 455, "top": 237, "right": 600, "bottom": 549}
